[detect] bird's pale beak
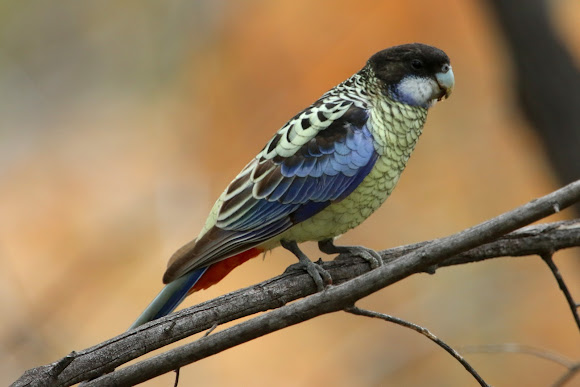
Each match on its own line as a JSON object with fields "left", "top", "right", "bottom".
{"left": 435, "top": 66, "right": 454, "bottom": 100}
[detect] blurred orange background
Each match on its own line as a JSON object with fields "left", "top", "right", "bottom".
{"left": 2, "top": 1, "right": 579, "bottom": 386}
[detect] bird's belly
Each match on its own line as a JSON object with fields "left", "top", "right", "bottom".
{"left": 271, "top": 154, "right": 404, "bottom": 244}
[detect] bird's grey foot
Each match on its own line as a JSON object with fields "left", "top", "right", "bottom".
{"left": 281, "top": 240, "right": 332, "bottom": 291}
{"left": 318, "top": 239, "right": 383, "bottom": 269}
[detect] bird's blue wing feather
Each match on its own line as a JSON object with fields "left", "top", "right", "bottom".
{"left": 218, "top": 105, "right": 377, "bottom": 231}
{"left": 174, "top": 104, "right": 378, "bottom": 272}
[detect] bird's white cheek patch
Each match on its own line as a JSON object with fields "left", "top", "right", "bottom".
{"left": 394, "top": 76, "right": 439, "bottom": 107}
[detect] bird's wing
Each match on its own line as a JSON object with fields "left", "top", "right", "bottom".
{"left": 164, "top": 102, "right": 378, "bottom": 282}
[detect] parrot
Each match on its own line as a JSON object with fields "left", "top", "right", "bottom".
{"left": 130, "top": 43, "right": 454, "bottom": 329}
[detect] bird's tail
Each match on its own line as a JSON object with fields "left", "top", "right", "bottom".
{"left": 129, "top": 267, "right": 208, "bottom": 330}
{"left": 129, "top": 247, "right": 262, "bottom": 330}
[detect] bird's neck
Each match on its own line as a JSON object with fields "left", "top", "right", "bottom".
{"left": 329, "top": 69, "right": 429, "bottom": 158}
{"left": 368, "top": 95, "right": 428, "bottom": 158}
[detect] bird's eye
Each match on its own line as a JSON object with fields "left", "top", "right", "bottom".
{"left": 410, "top": 59, "right": 423, "bottom": 70}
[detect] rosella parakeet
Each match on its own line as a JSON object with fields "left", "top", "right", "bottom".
{"left": 130, "top": 43, "right": 454, "bottom": 329}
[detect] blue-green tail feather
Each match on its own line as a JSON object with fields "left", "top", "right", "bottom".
{"left": 129, "top": 267, "right": 208, "bottom": 330}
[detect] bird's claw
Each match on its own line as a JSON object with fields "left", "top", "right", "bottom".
{"left": 281, "top": 240, "right": 332, "bottom": 291}
{"left": 346, "top": 246, "right": 383, "bottom": 269}
{"left": 297, "top": 259, "right": 332, "bottom": 291}
{"left": 335, "top": 246, "right": 383, "bottom": 269}
{"left": 319, "top": 239, "right": 383, "bottom": 269}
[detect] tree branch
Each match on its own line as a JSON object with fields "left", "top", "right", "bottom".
{"left": 13, "top": 180, "right": 580, "bottom": 386}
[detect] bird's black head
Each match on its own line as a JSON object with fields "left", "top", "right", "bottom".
{"left": 367, "top": 43, "right": 454, "bottom": 108}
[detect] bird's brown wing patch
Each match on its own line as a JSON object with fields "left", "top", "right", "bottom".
{"left": 162, "top": 223, "right": 287, "bottom": 283}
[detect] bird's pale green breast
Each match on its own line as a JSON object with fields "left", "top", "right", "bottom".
{"left": 264, "top": 98, "right": 428, "bottom": 247}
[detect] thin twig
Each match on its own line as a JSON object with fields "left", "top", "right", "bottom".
{"left": 460, "top": 343, "right": 577, "bottom": 368}
{"left": 173, "top": 369, "right": 179, "bottom": 387}
{"left": 553, "top": 364, "right": 580, "bottom": 387}
{"left": 460, "top": 343, "right": 580, "bottom": 387}
{"left": 204, "top": 323, "right": 218, "bottom": 337}
{"left": 540, "top": 253, "right": 580, "bottom": 331}
{"left": 344, "top": 306, "right": 490, "bottom": 387}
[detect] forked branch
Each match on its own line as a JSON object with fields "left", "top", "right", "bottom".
{"left": 12, "top": 180, "right": 580, "bottom": 387}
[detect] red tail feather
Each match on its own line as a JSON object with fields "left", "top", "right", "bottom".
{"left": 188, "top": 248, "right": 262, "bottom": 294}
